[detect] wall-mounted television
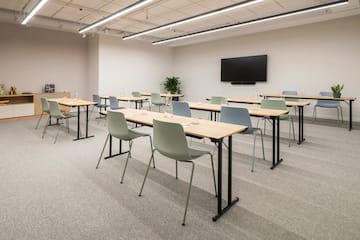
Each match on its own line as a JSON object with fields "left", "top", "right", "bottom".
{"left": 221, "top": 55, "right": 267, "bottom": 84}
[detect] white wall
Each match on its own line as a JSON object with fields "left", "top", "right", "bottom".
{"left": 87, "top": 35, "right": 99, "bottom": 99}
{"left": 174, "top": 15, "right": 360, "bottom": 121}
{"left": 0, "top": 23, "right": 88, "bottom": 98}
{"left": 98, "top": 35, "right": 174, "bottom": 96}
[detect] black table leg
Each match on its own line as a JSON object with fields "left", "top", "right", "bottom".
{"left": 349, "top": 100, "right": 353, "bottom": 131}
{"left": 271, "top": 116, "right": 283, "bottom": 169}
{"left": 74, "top": 105, "right": 94, "bottom": 141}
{"left": 297, "top": 106, "right": 305, "bottom": 144}
{"left": 213, "top": 136, "right": 239, "bottom": 221}
{"left": 105, "top": 136, "right": 129, "bottom": 159}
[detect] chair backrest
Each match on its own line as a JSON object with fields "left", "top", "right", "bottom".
{"left": 151, "top": 93, "right": 163, "bottom": 104}
{"left": 132, "top": 91, "right": 141, "bottom": 97}
{"left": 49, "top": 101, "right": 63, "bottom": 118}
{"left": 281, "top": 90, "right": 299, "bottom": 102}
{"left": 211, "top": 96, "right": 227, "bottom": 105}
{"left": 261, "top": 99, "right": 287, "bottom": 110}
{"left": 107, "top": 111, "right": 130, "bottom": 139}
{"left": 40, "top": 97, "right": 49, "bottom": 113}
{"left": 220, "top": 106, "right": 252, "bottom": 128}
{"left": 92, "top": 94, "right": 101, "bottom": 105}
{"left": 317, "top": 91, "right": 340, "bottom": 106}
{"left": 109, "top": 96, "right": 120, "bottom": 109}
{"left": 153, "top": 119, "right": 190, "bottom": 160}
{"left": 172, "top": 101, "right": 191, "bottom": 117}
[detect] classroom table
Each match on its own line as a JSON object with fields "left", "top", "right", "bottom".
{"left": 260, "top": 94, "right": 356, "bottom": 131}
{"left": 101, "top": 96, "right": 148, "bottom": 109}
{"left": 141, "top": 92, "right": 184, "bottom": 103}
{"left": 207, "top": 97, "right": 310, "bottom": 144}
{"left": 49, "top": 98, "right": 96, "bottom": 141}
{"left": 188, "top": 102, "right": 289, "bottom": 170}
{"left": 107, "top": 108, "right": 246, "bottom": 222}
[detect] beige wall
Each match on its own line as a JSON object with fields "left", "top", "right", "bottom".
{"left": 174, "top": 15, "right": 360, "bottom": 121}
{"left": 0, "top": 23, "right": 88, "bottom": 99}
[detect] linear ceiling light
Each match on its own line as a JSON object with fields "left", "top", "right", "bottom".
{"left": 79, "top": 0, "right": 154, "bottom": 34}
{"left": 123, "top": 0, "right": 264, "bottom": 40}
{"left": 21, "top": 0, "right": 48, "bottom": 25}
{"left": 152, "top": 0, "right": 349, "bottom": 45}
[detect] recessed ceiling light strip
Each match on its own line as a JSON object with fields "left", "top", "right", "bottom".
{"left": 79, "top": 0, "right": 154, "bottom": 34}
{"left": 123, "top": 0, "right": 264, "bottom": 40}
{"left": 21, "top": 0, "right": 48, "bottom": 25}
{"left": 152, "top": 0, "right": 349, "bottom": 45}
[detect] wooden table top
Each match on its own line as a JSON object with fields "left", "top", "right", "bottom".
{"left": 109, "top": 108, "right": 247, "bottom": 139}
{"left": 260, "top": 94, "right": 356, "bottom": 101}
{"left": 206, "top": 97, "right": 311, "bottom": 107}
{"left": 141, "top": 92, "right": 184, "bottom": 98}
{"left": 188, "top": 102, "right": 289, "bottom": 117}
{"left": 49, "top": 97, "right": 96, "bottom": 107}
{"left": 101, "top": 96, "right": 148, "bottom": 101}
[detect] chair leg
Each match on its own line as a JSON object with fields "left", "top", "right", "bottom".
{"left": 149, "top": 136, "right": 155, "bottom": 168}
{"left": 35, "top": 112, "right": 44, "bottom": 129}
{"left": 182, "top": 161, "right": 195, "bottom": 226}
{"left": 340, "top": 106, "right": 343, "bottom": 123}
{"left": 251, "top": 132, "right": 257, "bottom": 172}
{"left": 175, "top": 160, "right": 178, "bottom": 179}
{"left": 260, "top": 129, "right": 265, "bottom": 160}
{"left": 139, "top": 150, "right": 155, "bottom": 197}
{"left": 42, "top": 116, "right": 50, "bottom": 139}
{"left": 120, "top": 140, "right": 132, "bottom": 184}
{"left": 291, "top": 118, "right": 295, "bottom": 141}
{"left": 313, "top": 106, "right": 317, "bottom": 121}
{"left": 54, "top": 120, "right": 62, "bottom": 144}
{"left": 336, "top": 107, "right": 340, "bottom": 123}
{"left": 96, "top": 134, "right": 110, "bottom": 169}
{"left": 209, "top": 154, "right": 217, "bottom": 197}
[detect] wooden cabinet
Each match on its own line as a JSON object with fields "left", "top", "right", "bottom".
{"left": 0, "top": 94, "right": 35, "bottom": 119}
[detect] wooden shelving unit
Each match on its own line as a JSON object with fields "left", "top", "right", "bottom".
{"left": 0, "top": 94, "right": 35, "bottom": 119}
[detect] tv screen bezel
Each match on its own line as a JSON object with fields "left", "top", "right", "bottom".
{"left": 221, "top": 54, "right": 268, "bottom": 83}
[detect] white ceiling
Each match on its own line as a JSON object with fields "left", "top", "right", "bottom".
{"left": 0, "top": 0, "right": 359, "bottom": 46}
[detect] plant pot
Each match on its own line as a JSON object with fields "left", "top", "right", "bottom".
{"left": 333, "top": 93, "right": 341, "bottom": 98}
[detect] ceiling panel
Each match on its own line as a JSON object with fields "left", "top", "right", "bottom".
{"left": 0, "top": 0, "right": 359, "bottom": 46}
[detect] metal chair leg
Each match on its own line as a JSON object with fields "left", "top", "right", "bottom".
{"left": 96, "top": 134, "right": 110, "bottom": 169}
{"left": 149, "top": 136, "right": 155, "bottom": 168}
{"left": 209, "top": 154, "right": 217, "bottom": 197}
{"left": 176, "top": 160, "right": 178, "bottom": 179}
{"left": 182, "top": 162, "right": 195, "bottom": 226}
{"left": 251, "top": 132, "right": 257, "bottom": 172}
{"left": 35, "top": 112, "right": 44, "bottom": 129}
{"left": 42, "top": 116, "right": 50, "bottom": 139}
{"left": 260, "top": 129, "right": 265, "bottom": 160}
{"left": 139, "top": 150, "right": 155, "bottom": 197}
{"left": 120, "top": 140, "right": 132, "bottom": 184}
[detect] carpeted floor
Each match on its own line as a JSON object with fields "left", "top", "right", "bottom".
{"left": 0, "top": 112, "right": 359, "bottom": 240}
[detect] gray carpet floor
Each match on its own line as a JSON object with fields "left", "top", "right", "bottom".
{"left": 0, "top": 112, "right": 359, "bottom": 240}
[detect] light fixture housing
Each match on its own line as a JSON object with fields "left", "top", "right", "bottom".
{"left": 21, "top": 0, "right": 48, "bottom": 25}
{"left": 123, "top": 0, "right": 264, "bottom": 40}
{"left": 152, "top": 0, "right": 349, "bottom": 45}
{"left": 78, "top": 0, "right": 154, "bottom": 34}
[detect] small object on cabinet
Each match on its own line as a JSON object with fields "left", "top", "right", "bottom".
{"left": 9, "top": 86, "right": 17, "bottom": 95}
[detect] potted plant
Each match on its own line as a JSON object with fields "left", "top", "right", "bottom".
{"left": 162, "top": 76, "right": 181, "bottom": 94}
{"left": 331, "top": 84, "right": 344, "bottom": 98}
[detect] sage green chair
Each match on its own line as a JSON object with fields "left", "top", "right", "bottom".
{"left": 210, "top": 96, "right": 227, "bottom": 105}
{"left": 132, "top": 91, "right": 149, "bottom": 109}
{"left": 96, "top": 111, "right": 154, "bottom": 184}
{"left": 42, "top": 101, "right": 76, "bottom": 144}
{"left": 35, "top": 97, "right": 50, "bottom": 129}
{"left": 139, "top": 119, "right": 217, "bottom": 226}
{"left": 150, "top": 93, "right": 165, "bottom": 112}
{"left": 260, "top": 99, "right": 295, "bottom": 147}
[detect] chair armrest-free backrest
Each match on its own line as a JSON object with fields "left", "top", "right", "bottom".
{"left": 281, "top": 90, "right": 299, "bottom": 102}
{"left": 172, "top": 101, "right": 191, "bottom": 117}
{"left": 132, "top": 91, "right": 141, "bottom": 97}
{"left": 151, "top": 93, "right": 163, "bottom": 105}
{"left": 211, "top": 96, "right": 227, "bottom": 105}
{"left": 153, "top": 119, "right": 190, "bottom": 160}
{"left": 109, "top": 96, "right": 120, "bottom": 109}
{"left": 40, "top": 97, "right": 50, "bottom": 113}
{"left": 49, "top": 101, "right": 63, "bottom": 118}
{"left": 220, "top": 106, "right": 252, "bottom": 128}
{"left": 107, "top": 111, "right": 130, "bottom": 138}
{"left": 316, "top": 91, "right": 340, "bottom": 106}
{"left": 261, "top": 99, "right": 287, "bottom": 110}
{"left": 92, "top": 94, "right": 101, "bottom": 105}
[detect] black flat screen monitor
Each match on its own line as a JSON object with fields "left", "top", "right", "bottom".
{"left": 221, "top": 55, "right": 267, "bottom": 83}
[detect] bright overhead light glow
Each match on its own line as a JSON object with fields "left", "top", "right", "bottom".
{"left": 79, "top": 0, "right": 154, "bottom": 34}
{"left": 21, "top": 0, "right": 48, "bottom": 25}
{"left": 152, "top": 0, "right": 349, "bottom": 45}
{"left": 123, "top": 0, "right": 264, "bottom": 40}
